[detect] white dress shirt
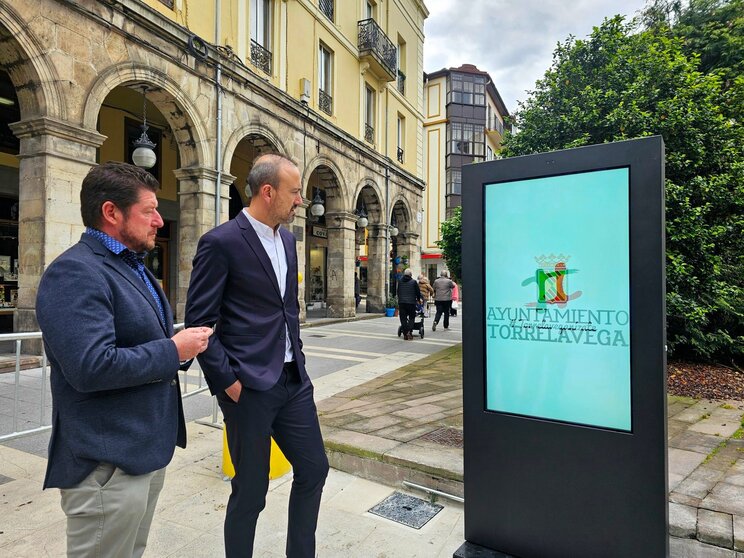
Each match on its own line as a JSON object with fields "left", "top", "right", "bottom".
{"left": 244, "top": 209, "right": 294, "bottom": 363}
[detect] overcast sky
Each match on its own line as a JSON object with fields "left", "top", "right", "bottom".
{"left": 424, "top": 0, "right": 650, "bottom": 114}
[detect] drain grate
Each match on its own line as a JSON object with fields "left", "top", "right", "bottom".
{"left": 368, "top": 491, "right": 443, "bottom": 529}
{"left": 418, "top": 427, "right": 463, "bottom": 448}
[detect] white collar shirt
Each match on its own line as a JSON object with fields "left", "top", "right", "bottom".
{"left": 244, "top": 209, "right": 294, "bottom": 363}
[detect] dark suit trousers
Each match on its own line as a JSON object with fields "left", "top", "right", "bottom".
{"left": 217, "top": 362, "right": 329, "bottom": 558}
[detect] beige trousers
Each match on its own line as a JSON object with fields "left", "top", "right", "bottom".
{"left": 60, "top": 463, "right": 166, "bottom": 558}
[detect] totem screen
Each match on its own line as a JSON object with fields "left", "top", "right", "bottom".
{"left": 484, "top": 167, "right": 631, "bottom": 431}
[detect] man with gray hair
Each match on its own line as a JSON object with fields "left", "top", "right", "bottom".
{"left": 432, "top": 269, "right": 456, "bottom": 331}
{"left": 397, "top": 267, "right": 422, "bottom": 340}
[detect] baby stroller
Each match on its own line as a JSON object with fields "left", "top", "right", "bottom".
{"left": 398, "top": 301, "right": 426, "bottom": 339}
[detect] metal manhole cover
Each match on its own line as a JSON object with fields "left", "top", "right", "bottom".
{"left": 418, "top": 427, "right": 463, "bottom": 448}
{"left": 368, "top": 491, "right": 443, "bottom": 529}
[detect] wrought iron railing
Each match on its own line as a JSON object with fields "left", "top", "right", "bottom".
{"left": 319, "top": 0, "right": 334, "bottom": 21}
{"left": 397, "top": 70, "right": 406, "bottom": 94}
{"left": 487, "top": 116, "right": 505, "bottom": 135}
{"left": 319, "top": 89, "right": 333, "bottom": 115}
{"left": 250, "top": 39, "right": 272, "bottom": 74}
{"left": 364, "top": 123, "right": 375, "bottom": 144}
{"left": 358, "top": 19, "right": 397, "bottom": 78}
{"left": 397, "top": 147, "right": 404, "bottom": 163}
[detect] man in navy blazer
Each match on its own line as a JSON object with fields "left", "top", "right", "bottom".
{"left": 36, "top": 162, "right": 212, "bottom": 557}
{"left": 185, "top": 154, "right": 329, "bottom": 558}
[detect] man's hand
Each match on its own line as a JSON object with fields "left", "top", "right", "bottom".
{"left": 225, "top": 379, "right": 242, "bottom": 403}
{"left": 171, "top": 327, "right": 213, "bottom": 361}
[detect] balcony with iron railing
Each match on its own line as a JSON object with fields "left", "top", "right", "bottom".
{"left": 397, "top": 70, "right": 405, "bottom": 95}
{"left": 319, "top": 0, "right": 334, "bottom": 21}
{"left": 250, "top": 39, "right": 272, "bottom": 75}
{"left": 319, "top": 89, "right": 333, "bottom": 116}
{"left": 358, "top": 19, "right": 397, "bottom": 82}
{"left": 364, "top": 123, "right": 375, "bottom": 144}
{"left": 486, "top": 115, "right": 505, "bottom": 136}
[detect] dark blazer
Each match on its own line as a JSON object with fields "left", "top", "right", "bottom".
{"left": 185, "top": 211, "right": 307, "bottom": 394}
{"left": 36, "top": 234, "right": 186, "bottom": 489}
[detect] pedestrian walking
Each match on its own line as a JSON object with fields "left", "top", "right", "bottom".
{"left": 451, "top": 281, "right": 459, "bottom": 317}
{"left": 35, "top": 162, "right": 212, "bottom": 558}
{"left": 185, "top": 153, "right": 329, "bottom": 558}
{"left": 397, "top": 268, "right": 423, "bottom": 340}
{"left": 432, "top": 270, "right": 456, "bottom": 331}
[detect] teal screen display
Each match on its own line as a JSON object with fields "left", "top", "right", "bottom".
{"left": 484, "top": 168, "right": 631, "bottom": 431}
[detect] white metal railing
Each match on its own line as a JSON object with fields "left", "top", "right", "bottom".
{"left": 0, "top": 324, "right": 215, "bottom": 443}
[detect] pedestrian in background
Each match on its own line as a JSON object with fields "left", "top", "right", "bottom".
{"left": 451, "top": 281, "right": 459, "bottom": 317}
{"left": 432, "top": 269, "right": 455, "bottom": 331}
{"left": 418, "top": 273, "right": 434, "bottom": 301}
{"left": 397, "top": 268, "right": 422, "bottom": 340}
{"left": 35, "top": 162, "right": 212, "bottom": 558}
{"left": 185, "top": 153, "right": 329, "bottom": 558}
{"left": 355, "top": 272, "right": 362, "bottom": 310}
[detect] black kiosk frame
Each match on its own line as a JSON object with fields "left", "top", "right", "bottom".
{"left": 456, "top": 137, "right": 667, "bottom": 558}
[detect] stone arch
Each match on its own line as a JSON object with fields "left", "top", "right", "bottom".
{"left": 390, "top": 195, "right": 413, "bottom": 231}
{"left": 352, "top": 178, "right": 385, "bottom": 224}
{"left": 303, "top": 154, "right": 346, "bottom": 212}
{"left": 0, "top": 0, "right": 64, "bottom": 119}
{"left": 223, "top": 123, "right": 289, "bottom": 172}
{"left": 82, "top": 62, "right": 208, "bottom": 168}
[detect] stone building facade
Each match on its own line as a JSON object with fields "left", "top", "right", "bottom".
{"left": 0, "top": 0, "right": 428, "bottom": 332}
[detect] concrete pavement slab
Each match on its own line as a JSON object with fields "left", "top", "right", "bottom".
{"left": 698, "top": 509, "right": 734, "bottom": 549}
{"left": 670, "top": 501, "right": 698, "bottom": 538}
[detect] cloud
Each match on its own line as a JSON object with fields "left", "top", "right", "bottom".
{"left": 424, "top": 0, "right": 648, "bottom": 112}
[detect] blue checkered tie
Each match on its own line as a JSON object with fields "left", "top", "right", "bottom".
{"left": 121, "top": 250, "right": 166, "bottom": 326}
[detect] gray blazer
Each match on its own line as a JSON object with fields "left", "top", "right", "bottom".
{"left": 36, "top": 234, "right": 186, "bottom": 489}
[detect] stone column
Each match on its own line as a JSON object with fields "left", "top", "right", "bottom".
{"left": 324, "top": 211, "right": 356, "bottom": 318}
{"left": 365, "top": 223, "right": 387, "bottom": 312}
{"left": 9, "top": 117, "right": 106, "bottom": 335}
{"left": 398, "top": 231, "right": 421, "bottom": 277}
{"left": 174, "top": 167, "right": 234, "bottom": 320}
{"left": 292, "top": 201, "right": 308, "bottom": 322}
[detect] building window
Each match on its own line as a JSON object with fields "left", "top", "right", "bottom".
{"left": 364, "top": 85, "right": 375, "bottom": 143}
{"left": 487, "top": 146, "right": 494, "bottom": 161}
{"left": 446, "top": 168, "right": 462, "bottom": 195}
{"left": 397, "top": 114, "right": 405, "bottom": 162}
{"left": 319, "top": 0, "right": 334, "bottom": 21}
{"left": 251, "top": 0, "right": 273, "bottom": 74}
{"left": 365, "top": 0, "right": 375, "bottom": 20}
{"left": 447, "top": 73, "right": 486, "bottom": 106}
{"left": 447, "top": 122, "right": 485, "bottom": 157}
{"left": 396, "top": 38, "right": 406, "bottom": 95}
{"left": 318, "top": 44, "right": 333, "bottom": 115}
{"left": 158, "top": 0, "right": 174, "bottom": 8}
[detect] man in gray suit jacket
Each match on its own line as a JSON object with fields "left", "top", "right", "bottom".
{"left": 185, "top": 154, "right": 329, "bottom": 558}
{"left": 36, "top": 162, "right": 212, "bottom": 558}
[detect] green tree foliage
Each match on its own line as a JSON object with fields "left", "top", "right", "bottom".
{"left": 501, "top": 9, "right": 744, "bottom": 364}
{"left": 436, "top": 206, "right": 462, "bottom": 282}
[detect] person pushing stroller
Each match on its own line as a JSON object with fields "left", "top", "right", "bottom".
{"left": 397, "top": 268, "right": 423, "bottom": 340}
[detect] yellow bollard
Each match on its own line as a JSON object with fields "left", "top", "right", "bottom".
{"left": 222, "top": 425, "right": 292, "bottom": 480}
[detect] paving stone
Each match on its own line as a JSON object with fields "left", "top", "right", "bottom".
{"left": 702, "top": 482, "right": 744, "bottom": 516}
{"left": 670, "top": 536, "right": 737, "bottom": 557}
{"left": 670, "top": 491, "right": 702, "bottom": 507}
{"left": 344, "top": 414, "right": 403, "bottom": 434}
{"left": 675, "top": 400, "right": 722, "bottom": 423}
{"left": 670, "top": 447, "right": 708, "bottom": 477}
{"left": 698, "top": 509, "right": 734, "bottom": 549}
{"left": 323, "top": 429, "right": 402, "bottom": 457}
{"left": 671, "top": 431, "right": 729, "bottom": 454}
{"left": 669, "top": 502, "right": 698, "bottom": 538}
{"left": 734, "top": 516, "right": 744, "bottom": 552}
{"left": 392, "top": 403, "right": 447, "bottom": 419}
